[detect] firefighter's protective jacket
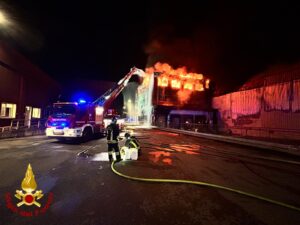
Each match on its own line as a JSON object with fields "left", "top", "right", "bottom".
{"left": 106, "top": 123, "right": 120, "bottom": 144}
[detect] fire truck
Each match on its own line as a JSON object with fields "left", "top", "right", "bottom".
{"left": 46, "top": 67, "right": 144, "bottom": 141}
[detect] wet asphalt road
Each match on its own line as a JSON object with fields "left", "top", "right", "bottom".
{"left": 0, "top": 128, "right": 300, "bottom": 225}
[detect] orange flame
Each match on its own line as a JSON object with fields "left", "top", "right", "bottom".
{"left": 205, "top": 79, "right": 210, "bottom": 89}
{"left": 145, "top": 62, "right": 210, "bottom": 104}
{"left": 183, "top": 81, "right": 193, "bottom": 90}
{"left": 195, "top": 83, "right": 204, "bottom": 91}
{"left": 147, "top": 62, "right": 207, "bottom": 91}
{"left": 177, "top": 90, "right": 192, "bottom": 104}
{"left": 171, "top": 79, "right": 181, "bottom": 89}
{"left": 158, "top": 76, "right": 168, "bottom": 87}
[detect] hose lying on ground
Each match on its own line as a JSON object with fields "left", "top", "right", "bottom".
{"left": 111, "top": 161, "right": 300, "bottom": 212}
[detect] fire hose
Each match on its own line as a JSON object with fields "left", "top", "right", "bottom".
{"left": 111, "top": 161, "right": 300, "bottom": 212}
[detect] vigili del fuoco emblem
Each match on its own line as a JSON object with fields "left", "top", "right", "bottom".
{"left": 15, "top": 164, "right": 43, "bottom": 207}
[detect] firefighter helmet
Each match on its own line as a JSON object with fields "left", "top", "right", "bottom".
{"left": 111, "top": 116, "right": 117, "bottom": 124}
{"left": 124, "top": 132, "right": 131, "bottom": 139}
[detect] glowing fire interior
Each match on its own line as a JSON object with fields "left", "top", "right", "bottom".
{"left": 145, "top": 62, "right": 210, "bottom": 91}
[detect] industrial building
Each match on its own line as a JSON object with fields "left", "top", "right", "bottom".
{"left": 213, "top": 62, "right": 300, "bottom": 141}
{"left": 0, "top": 42, "right": 61, "bottom": 128}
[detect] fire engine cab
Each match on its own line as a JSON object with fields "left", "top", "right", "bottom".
{"left": 46, "top": 101, "right": 105, "bottom": 140}
{"left": 46, "top": 67, "right": 144, "bottom": 141}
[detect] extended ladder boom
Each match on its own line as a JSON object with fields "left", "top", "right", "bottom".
{"left": 93, "top": 67, "right": 145, "bottom": 108}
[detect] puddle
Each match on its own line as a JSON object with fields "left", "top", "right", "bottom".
{"left": 91, "top": 152, "right": 110, "bottom": 161}
{"left": 51, "top": 146, "right": 64, "bottom": 149}
{"left": 77, "top": 151, "right": 93, "bottom": 158}
{"left": 149, "top": 151, "right": 173, "bottom": 165}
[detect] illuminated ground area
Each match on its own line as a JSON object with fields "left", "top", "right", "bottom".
{"left": 0, "top": 129, "right": 299, "bottom": 225}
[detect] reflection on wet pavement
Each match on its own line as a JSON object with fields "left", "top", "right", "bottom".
{"left": 162, "top": 158, "right": 172, "bottom": 165}
{"left": 147, "top": 142, "right": 201, "bottom": 165}
{"left": 153, "top": 131, "right": 179, "bottom": 136}
{"left": 169, "top": 144, "right": 200, "bottom": 155}
{"left": 148, "top": 151, "right": 172, "bottom": 165}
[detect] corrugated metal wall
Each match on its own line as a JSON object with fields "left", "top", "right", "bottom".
{"left": 213, "top": 76, "right": 300, "bottom": 140}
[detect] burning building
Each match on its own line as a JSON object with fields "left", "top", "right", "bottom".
{"left": 137, "top": 62, "right": 214, "bottom": 127}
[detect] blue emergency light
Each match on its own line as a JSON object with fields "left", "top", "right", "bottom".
{"left": 78, "top": 98, "right": 87, "bottom": 104}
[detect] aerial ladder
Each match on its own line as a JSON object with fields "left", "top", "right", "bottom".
{"left": 46, "top": 67, "right": 145, "bottom": 140}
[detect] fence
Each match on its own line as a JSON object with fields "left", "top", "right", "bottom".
{"left": 0, "top": 119, "right": 47, "bottom": 138}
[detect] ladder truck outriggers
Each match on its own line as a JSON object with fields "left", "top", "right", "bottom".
{"left": 46, "top": 67, "right": 145, "bottom": 141}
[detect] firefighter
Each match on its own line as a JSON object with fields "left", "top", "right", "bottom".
{"left": 124, "top": 132, "right": 141, "bottom": 155}
{"left": 106, "top": 116, "right": 121, "bottom": 162}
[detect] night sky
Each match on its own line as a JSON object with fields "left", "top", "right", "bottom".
{"left": 2, "top": 1, "right": 300, "bottom": 92}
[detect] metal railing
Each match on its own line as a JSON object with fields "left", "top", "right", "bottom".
{"left": 0, "top": 126, "right": 11, "bottom": 133}
{"left": 0, "top": 119, "right": 47, "bottom": 133}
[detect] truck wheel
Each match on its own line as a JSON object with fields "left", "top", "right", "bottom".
{"left": 82, "top": 127, "right": 93, "bottom": 142}
{"left": 94, "top": 131, "right": 104, "bottom": 139}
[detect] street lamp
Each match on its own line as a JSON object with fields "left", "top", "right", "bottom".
{"left": 0, "top": 10, "right": 8, "bottom": 26}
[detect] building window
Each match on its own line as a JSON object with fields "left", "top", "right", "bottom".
{"left": 0, "top": 103, "right": 17, "bottom": 118}
{"left": 32, "top": 108, "right": 41, "bottom": 118}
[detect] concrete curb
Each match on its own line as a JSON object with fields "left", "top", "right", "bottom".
{"left": 157, "top": 127, "right": 300, "bottom": 157}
